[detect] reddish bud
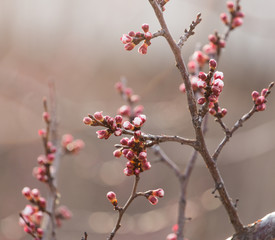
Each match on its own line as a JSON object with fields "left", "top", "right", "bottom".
{"left": 138, "top": 43, "right": 148, "bottom": 55}
{"left": 126, "top": 150, "right": 135, "bottom": 160}
{"left": 120, "top": 34, "right": 132, "bottom": 44}
{"left": 209, "top": 59, "right": 217, "bottom": 70}
{"left": 115, "top": 82, "right": 123, "bottom": 92}
{"left": 220, "top": 13, "right": 228, "bottom": 24}
{"left": 221, "top": 108, "right": 228, "bottom": 117}
{"left": 141, "top": 23, "right": 149, "bottom": 33}
{"left": 261, "top": 88, "right": 268, "bottom": 96}
{"left": 106, "top": 191, "right": 116, "bottom": 201}
{"left": 208, "top": 34, "right": 217, "bottom": 43}
{"left": 128, "top": 31, "right": 136, "bottom": 37}
{"left": 256, "top": 96, "right": 265, "bottom": 105}
{"left": 37, "top": 228, "right": 44, "bottom": 237}
{"left": 123, "top": 121, "right": 134, "bottom": 130}
{"left": 236, "top": 11, "right": 245, "bottom": 18}
{"left": 209, "top": 108, "right": 216, "bottom": 115}
{"left": 132, "top": 116, "right": 143, "bottom": 127}
{"left": 22, "top": 187, "right": 32, "bottom": 200}
{"left": 179, "top": 83, "right": 186, "bottom": 93}
{"left": 113, "top": 149, "right": 122, "bottom": 158}
{"left": 198, "top": 72, "right": 207, "bottom": 81}
{"left": 47, "top": 153, "right": 55, "bottom": 164}
{"left": 31, "top": 188, "right": 40, "bottom": 200}
{"left": 37, "top": 155, "right": 46, "bottom": 165}
{"left": 124, "top": 42, "right": 135, "bottom": 51}
{"left": 256, "top": 103, "right": 266, "bottom": 111}
{"left": 219, "top": 40, "right": 226, "bottom": 48}
{"left": 120, "top": 137, "right": 129, "bottom": 145}
{"left": 83, "top": 117, "right": 94, "bottom": 125}
{"left": 154, "top": 188, "right": 164, "bottom": 198}
{"left": 197, "top": 97, "right": 206, "bottom": 105}
{"left": 213, "top": 71, "right": 224, "bottom": 80}
{"left": 227, "top": 1, "right": 234, "bottom": 11}
{"left": 138, "top": 114, "right": 146, "bottom": 124}
{"left": 138, "top": 151, "right": 147, "bottom": 161}
{"left": 38, "top": 197, "right": 46, "bottom": 209}
{"left": 187, "top": 60, "right": 196, "bottom": 73}
{"left": 142, "top": 161, "right": 151, "bottom": 171}
{"left": 251, "top": 91, "right": 259, "bottom": 101}
{"left": 133, "top": 105, "right": 144, "bottom": 116}
{"left": 197, "top": 80, "right": 206, "bottom": 89}
{"left": 118, "top": 105, "right": 131, "bottom": 117}
{"left": 96, "top": 129, "right": 110, "bottom": 139}
{"left": 232, "top": 17, "right": 243, "bottom": 28}
{"left": 38, "top": 129, "right": 46, "bottom": 137}
{"left": 144, "top": 32, "right": 152, "bottom": 40}
{"left": 43, "top": 112, "right": 50, "bottom": 122}
{"left": 148, "top": 195, "right": 158, "bottom": 205}
{"left": 24, "top": 226, "right": 32, "bottom": 234}
{"left": 124, "top": 167, "right": 134, "bottom": 176}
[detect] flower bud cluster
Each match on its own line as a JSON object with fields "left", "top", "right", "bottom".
{"left": 120, "top": 23, "right": 153, "bottom": 55}
{"left": 20, "top": 187, "right": 46, "bottom": 239}
{"left": 195, "top": 59, "right": 228, "bottom": 118}
{"left": 55, "top": 205, "right": 72, "bottom": 227}
{"left": 115, "top": 81, "right": 144, "bottom": 118}
{"left": 252, "top": 88, "right": 268, "bottom": 111}
{"left": 147, "top": 188, "right": 165, "bottom": 205}
{"left": 106, "top": 191, "right": 118, "bottom": 207}
{"left": 61, "top": 134, "right": 85, "bottom": 154}
{"left": 220, "top": 1, "right": 244, "bottom": 29}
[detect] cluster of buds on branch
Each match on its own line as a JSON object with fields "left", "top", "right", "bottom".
{"left": 252, "top": 88, "right": 270, "bottom": 112}
{"left": 20, "top": 188, "right": 46, "bottom": 239}
{"left": 20, "top": 98, "right": 83, "bottom": 239}
{"left": 147, "top": 188, "right": 165, "bottom": 205}
{"left": 121, "top": 23, "right": 153, "bottom": 54}
{"left": 221, "top": 1, "right": 245, "bottom": 29}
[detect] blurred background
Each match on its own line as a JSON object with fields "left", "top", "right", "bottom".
{"left": 0, "top": 0, "right": 275, "bottom": 239}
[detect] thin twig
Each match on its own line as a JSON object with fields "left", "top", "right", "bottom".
{"left": 107, "top": 175, "right": 140, "bottom": 240}
{"left": 212, "top": 82, "right": 274, "bottom": 161}
{"left": 178, "top": 13, "right": 202, "bottom": 48}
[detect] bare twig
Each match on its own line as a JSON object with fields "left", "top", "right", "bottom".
{"left": 178, "top": 13, "right": 202, "bottom": 48}
{"left": 81, "top": 232, "right": 88, "bottom": 240}
{"left": 107, "top": 175, "right": 140, "bottom": 240}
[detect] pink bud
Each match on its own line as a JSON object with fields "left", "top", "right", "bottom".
{"left": 208, "top": 34, "right": 217, "bottom": 43}
{"left": 37, "top": 228, "right": 44, "bottom": 237}
{"left": 43, "top": 112, "right": 50, "bottom": 122}
{"left": 124, "top": 167, "right": 134, "bottom": 176}
{"left": 227, "top": 1, "right": 234, "bottom": 10}
{"left": 219, "top": 40, "right": 226, "bottom": 48}
{"left": 221, "top": 108, "right": 228, "bottom": 117}
{"left": 198, "top": 72, "right": 207, "bottom": 81}
{"left": 130, "top": 94, "right": 140, "bottom": 103}
{"left": 209, "top": 108, "right": 216, "bottom": 115}
{"left": 256, "top": 96, "right": 265, "bottom": 105}
{"left": 236, "top": 11, "right": 245, "bottom": 18}
{"left": 83, "top": 117, "right": 94, "bottom": 125}
{"left": 220, "top": 13, "right": 228, "bottom": 24}
{"left": 31, "top": 188, "right": 40, "bottom": 200}
{"left": 118, "top": 105, "right": 131, "bottom": 117}
{"left": 213, "top": 71, "right": 224, "bottom": 80}
{"left": 166, "top": 233, "right": 177, "bottom": 240}
{"left": 62, "top": 134, "right": 74, "bottom": 147}
{"left": 38, "top": 197, "right": 46, "bottom": 209}
{"left": 24, "top": 226, "right": 32, "bottom": 234}
{"left": 37, "top": 155, "right": 46, "bottom": 165}
{"left": 232, "top": 17, "right": 243, "bottom": 28}
{"left": 144, "top": 32, "right": 152, "bottom": 40}
{"left": 138, "top": 43, "right": 148, "bottom": 55}
{"left": 142, "top": 161, "right": 151, "bottom": 171}
{"left": 128, "top": 31, "right": 136, "bottom": 37}
{"left": 187, "top": 60, "right": 196, "bottom": 73}
{"left": 94, "top": 111, "right": 104, "bottom": 121}
{"left": 179, "top": 83, "right": 186, "bottom": 93}
{"left": 132, "top": 116, "right": 143, "bottom": 127}
{"left": 134, "top": 130, "right": 142, "bottom": 139}
{"left": 96, "top": 130, "right": 110, "bottom": 139}
{"left": 114, "top": 128, "right": 122, "bottom": 136}
{"left": 197, "top": 97, "right": 206, "bottom": 105}
{"left": 154, "top": 188, "right": 164, "bottom": 198}
{"left": 256, "top": 103, "right": 266, "bottom": 111}
{"left": 115, "top": 115, "right": 123, "bottom": 126}
{"left": 138, "top": 151, "right": 147, "bottom": 161}
{"left": 120, "top": 34, "right": 132, "bottom": 44}
{"left": 38, "top": 129, "right": 46, "bottom": 137}
{"left": 115, "top": 82, "right": 123, "bottom": 92}
{"left": 197, "top": 80, "right": 206, "bottom": 89}
{"left": 113, "top": 149, "right": 122, "bottom": 158}
{"left": 22, "top": 187, "right": 32, "bottom": 200}
{"left": 148, "top": 195, "right": 158, "bottom": 205}
{"left": 261, "top": 88, "right": 268, "bottom": 96}
{"left": 120, "top": 137, "right": 129, "bottom": 145}
{"left": 106, "top": 191, "right": 116, "bottom": 201}
{"left": 138, "top": 114, "right": 146, "bottom": 124}
{"left": 209, "top": 59, "right": 217, "bottom": 69}
{"left": 126, "top": 150, "right": 135, "bottom": 160}
{"left": 124, "top": 42, "right": 135, "bottom": 51}
{"left": 47, "top": 153, "right": 55, "bottom": 164}
{"left": 133, "top": 105, "right": 144, "bottom": 116}
{"left": 123, "top": 121, "right": 134, "bottom": 130}
{"left": 134, "top": 168, "right": 140, "bottom": 175}
{"left": 141, "top": 23, "right": 150, "bottom": 33}
{"left": 251, "top": 91, "right": 259, "bottom": 100}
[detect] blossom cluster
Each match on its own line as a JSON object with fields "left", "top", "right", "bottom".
{"left": 115, "top": 81, "right": 144, "bottom": 118}
{"left": 62, "top": 134, "right": 85, "bottom": 154}
{"left": 147, "top": 188, "right": 165, "bottom": 205}
{"left": 84, "top": 111, "right": 151, "bottom": 176}
{"left": 220, "top": 1, "right": 245, "bottom": 29}
{"left": 120, "top": 23, "right": 152, "bottom": 54}
{"left": 252, "top": 88, "right": 268, "bottom": 111}
{"left": 20, "top": 187, "right": 46, "bottom": 239}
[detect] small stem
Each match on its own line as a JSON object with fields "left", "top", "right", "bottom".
{"left": 107, "top": 175, "right": 140, "bottom": 240}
